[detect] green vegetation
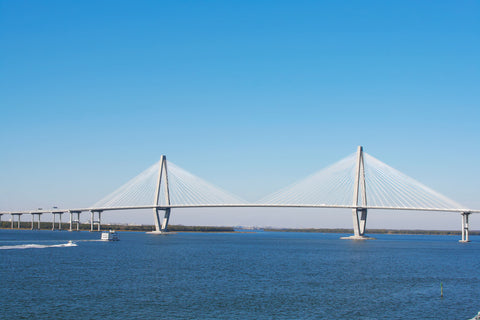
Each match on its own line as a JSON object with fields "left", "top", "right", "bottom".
{"left": 0, "top": 220, "right": 474, "bottom": 235}
{"left": 0, "top": 221, "right": 234, "bottom": 232}
{"left": 167, "top": 225, "right": 234, "bottom": 232}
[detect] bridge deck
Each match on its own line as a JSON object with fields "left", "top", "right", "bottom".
{"left": 1, "top": 204, "right": 479, "bottom": 215}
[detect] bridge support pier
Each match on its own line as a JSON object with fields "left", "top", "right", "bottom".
{"left": 76, "top": 212, "right": 80, "bottom": 231}
{"left": 52, "top": 212, "right": 64, "bottom": 230}
{"left": 354, "top": 208, "right": 368, "bottom": 237}
{"left": 11, "top": 213, "right": 22, "bottom": 229}
{"left": 459, "top": 212, "right": 471, "bottom": 243}
{"left": 341, "top": 208, "right": 372, "bottom": 240}
{"left": 161, "top": 208, "right": 171, "bottom": 231}
{"left": 90, "top": 211, "right": 93, "bottom": 231}
{"left": 90, "top": 211, "right": 102, "bottom": 232}
{"left": 149, "top": 208, "right": 171, "bottom": 234}
{"left": 69, "top": 211, "right": 81, "bottom": 231}
{"left": 31, "top": 213, "right": 42, "bottom": 230}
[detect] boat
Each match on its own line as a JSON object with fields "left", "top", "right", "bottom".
{"left": 101, "top": 230, "right": 119, "bottom": 241}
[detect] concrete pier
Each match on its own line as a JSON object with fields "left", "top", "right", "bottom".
{"left": 31, "top": 213, "right": 42, "bottom": 230}
{"left": 69, "top": 211, "right": 82, "bottom": 231}
{"left": 11, "top": 213, "right": 22, "bottom": 229}
{"left": 52, "top": 212, "right": 64, "bottom": 230}
{"left": 90, "top": 210, "right": 102, "bottom": 232}
{"left": 460, "top": 212, "right": 471, "bottom": 243}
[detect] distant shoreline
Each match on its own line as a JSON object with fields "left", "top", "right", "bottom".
{"left": 0, "top": 222, "right": 475, "bottom": 235}
{"left": 263, "top": 228, "right": 476, "bottom": 236}
{"left": 0, "top": 222, "right": 234, "bottom": 233}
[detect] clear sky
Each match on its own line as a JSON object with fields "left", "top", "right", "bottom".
{"left": 0, "top": 1, "right": 479, "bottom": 230}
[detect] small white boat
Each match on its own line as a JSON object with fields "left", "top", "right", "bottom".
{"left": 101, "top": 230, "right": 119, "bottom": 241}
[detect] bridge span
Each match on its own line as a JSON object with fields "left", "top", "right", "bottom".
{"left": 1, "top": 147, "right": 478, "bottom": 242}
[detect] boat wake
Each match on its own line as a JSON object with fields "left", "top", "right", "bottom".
{"left": 0, "top": 241, "right": 78, "bottom": 250}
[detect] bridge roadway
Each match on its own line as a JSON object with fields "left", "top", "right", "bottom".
{"left": 1, "top": 204, "right": 480, "bottom": 215}
{"left": 1, "top": 204, "right": 479, "bottom": 242}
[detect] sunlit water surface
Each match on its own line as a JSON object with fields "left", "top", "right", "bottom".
{"left": 1, "top": 230, "right": 479, "bottom": 319}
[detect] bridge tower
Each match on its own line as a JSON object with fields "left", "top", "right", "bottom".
{"left": 149, "top": 155, "right": 171, "bottom": 234}
{"left": 342, "top": 146, "right": 370, "bottom": 240}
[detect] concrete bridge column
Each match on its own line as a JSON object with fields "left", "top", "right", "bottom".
{"left": 460, "top": 212, "right": 471, "bottom": 243}
{"left": 31, "top": 213, "right": 42, "bottom": 230}
{"left": 89, "top": 210, "right": 102, "bottom": 232}
{"left": 161, "top": 208, "right": 171, "bottom": 231}
{"left": 10, "top": 213, "right": 22, "bottom": 229}
{"left": 52, "top": 212, "right": 64, "bottom": 231}
{"left": 148, "top": 208, "right": 171, "bottom": 234}
{"left": 69, "top": 211, "right": 81, "bottom": 231}
{"left": 153, "top": 208, "right": 161, "bottom": 232}
{"left": 76, "top": 212, "right": 81, "bottom": 231}
{"left": 97, "top": 211, "right": 101, "bottom": 231}
{"left": 89, "top": 211, "right": 102, "bottom": 232}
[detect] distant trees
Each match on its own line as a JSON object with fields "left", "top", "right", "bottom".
{"left": 0, "top": 221, "right": 472, "bottom": 235}
{"left": 0, "top": 221, "right": 234, "bottom": 232}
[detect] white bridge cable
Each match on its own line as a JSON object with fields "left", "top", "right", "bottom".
{"left": 93, "top": 160, "right": 248, "bottom": 208}
{"left": 363, "top": 153, "right": 464, "bottom": 210}
{"left": 92, "top": 151, "right": 465, "bottom": 211}
{"left": 366, "top": 162, "right": 412, "bottom": 208}
{"left": 370, "top": 163, "right": 424, "bottom": 208}
{"left": 257, "top": 151, "right": 464, "bottom": 211}
{"left": 92, "top": 162, "right": 159, "bottom": 208}
{"left": 162, "top": 162, "right": 248, "bottom": 205}
{"left": 257, "top": 153, "right": 358, "bottom": 206}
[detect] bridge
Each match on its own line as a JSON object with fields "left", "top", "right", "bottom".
{"left": 1, "top": 146, "right": 478, "bottom": 242}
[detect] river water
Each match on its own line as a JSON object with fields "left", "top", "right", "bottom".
{"left": 0, "top": 230, "right": 479, "bottom": 319}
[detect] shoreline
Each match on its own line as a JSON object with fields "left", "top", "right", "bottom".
{"left": 263, "top": 228, "right": 476, "bottom": 236}
{"left": 0, "top": 223, "right": 476, "bottom": 236}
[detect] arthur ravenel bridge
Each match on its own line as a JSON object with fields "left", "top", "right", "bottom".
{"left": 1, "top": 147, "right": 478, "bottom": 242}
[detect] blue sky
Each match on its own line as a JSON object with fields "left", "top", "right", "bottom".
{"left": 0, "top": 1, "right": 479, "bottom": 229}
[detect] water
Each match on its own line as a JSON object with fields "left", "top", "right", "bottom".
{"left": 1, "top": 230, "right": 479, "bottom": 319}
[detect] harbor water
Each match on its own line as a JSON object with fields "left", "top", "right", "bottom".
{"left": 1, "top": 230, "right": 479, "bottom": 319}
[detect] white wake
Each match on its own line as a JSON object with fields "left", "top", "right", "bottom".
{"left": 0, "top": 242, "right": 77, "bottom": 250}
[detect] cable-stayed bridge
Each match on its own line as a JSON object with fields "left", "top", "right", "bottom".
{"left": 1, "top": 147, "right": 478, "bottom": 241}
